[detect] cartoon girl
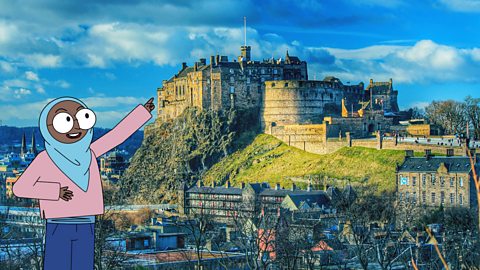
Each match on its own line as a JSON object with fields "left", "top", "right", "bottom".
{"left": 13, "top": 96, "right": 154, "bottom": 269}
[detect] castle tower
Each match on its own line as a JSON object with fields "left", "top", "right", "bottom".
{"left": 20, "top": 133, "right": 27, "bottom": 156}
{"left": 30, "top": 132, "right": 37, "bottom": 156}
{"left": 239, "top": 17, "right": 251, "bottom": 62}
{"left": 240, "top": 46, "right": 251, "bottom": 62}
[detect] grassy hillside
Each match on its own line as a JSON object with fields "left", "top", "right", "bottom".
{"left": 203, "top": 134, "right": 407, "bottom": 192}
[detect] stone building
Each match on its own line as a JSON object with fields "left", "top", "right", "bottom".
{"left": 156, "top": 47, "right": 308, "bottom": 123}
{"left": 178, "top": 181, "right": 331, "bottom": 224}
{"left": 396, "top": 149, "right": 478, "bottom": 209}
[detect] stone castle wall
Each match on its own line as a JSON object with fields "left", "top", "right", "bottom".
{"left": 260, "top": 80, "right": 346, "bottom": 131}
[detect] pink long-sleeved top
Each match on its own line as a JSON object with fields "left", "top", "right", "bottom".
{"left": 13, "top": 104, "right": 151, "bottom": 219}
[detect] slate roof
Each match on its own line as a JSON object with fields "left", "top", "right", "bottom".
{"left": 186, "top": 183, "right": 329, "bottom": 197}
{"left": 287, "top": 194, "right": 330, "bottom": 208}
{"left": 397, "top": 156, "right": 473, "bottom": 173}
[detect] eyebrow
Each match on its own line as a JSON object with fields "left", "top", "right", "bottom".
{"left": 76, "top": 106, "right": 84, "bottom": 111}
{"left": 55, "top": 108, "right": 67, "bottom": 113}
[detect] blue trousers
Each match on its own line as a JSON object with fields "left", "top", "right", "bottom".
{"left": 43, "top": 223, "right": 95, "bottom": 270}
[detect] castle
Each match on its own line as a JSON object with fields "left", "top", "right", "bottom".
{"left": 150, "top": 44, "right": 405, "bottom": 152}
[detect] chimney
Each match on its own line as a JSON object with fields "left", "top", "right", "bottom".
{"left": 446, "top": 148, "right": 454, "bottom": 157}
{"left": 405, "top": 150, "right": 414, "bottom": 158}
{"left": 210, "top": 55, "right": 215, "bottom": 66}
{"left": 225, "top": 181, "right": 231, "bottom": 188}
{"left": 199, "top": 58, "right": 206, "bottom": 66}
{"left": 241, "top": 182, "right": 245, "bottom": 189}
{"left": 291, "top": 183, "right": 296, "bottom": 191}
{"left": 424, "top": 149, "right": 432, "bottom": 159}
{"left": 215, "top": 55, "right": 220, "bottom": 65}
{"left": 197, "top": 181, "right": 203, "bottom": 187}
{"left": 275, "top": 183, "right": 280, "bottom": 190}
{"left": 194, "top": 62, "right": 198, "bottom": 71}
{"left": 181, "top": 62, "right": 187, "bottom": 70}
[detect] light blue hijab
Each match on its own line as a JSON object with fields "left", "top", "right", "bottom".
{"left": 39, "top": 97, "right": 94, "bottom": 192}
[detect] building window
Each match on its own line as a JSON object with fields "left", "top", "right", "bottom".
{"left": 450, "top": 193, "right": 455, "bottom": 204}
{"left": 440, "top": 191, "right": 445, "bottom": 205}
{"left": 229, "top": 68, "right": 234, "bottom": 74}
{"left": 230, "top": 86, "right": 235, "bottom": 93}
{"left": 412, "top": 192, "right": 417, "bottom": 204}
{"left": 459, "top": 177, "right": 464, "bottom": 187}
{"left": 422, "top": 174, "right": 426, "bottom": 186}
{"left": 440, "top": 177, "right": 445, "bottom": 187}
{"left": 261, "top": 69, "right": 265, "bottom": 74}
{"left": 431, "top": 174, "right": 436, "bottom": 186}
{"left": 431, "top": 192, "right": 436, "bottom": 204}
{"left": 247, "top": 77, "right": 251, "bottom": 84}
{"left": 273, "top": 69, "right": 278, "bottom": 74}
{"left": 450, "top": 177, "right": 454, "bottom": 187}
{"left": 400, "top": 175, "right": 409, "bottom": 185}
{"left": 405, "top": 192, "right": 410, "bottom": 202}
{"left": 230, "top": 76, "right": 234, "bottom": 83}
{"left": 248, "top": 70, "right": 252, "bottom": 75}
{"left": 422, "top": 191, "right": 426, "bottom": 203}
{"left": 412, "top": 176, "right": 417, "bottom": 186}
{"left": 285, "top": 82, "right": 289, "bottom": 87}
{"left": 459, "top": 194, "right": 463, "bottom": 205}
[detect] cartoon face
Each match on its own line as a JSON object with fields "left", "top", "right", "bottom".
{"left": 46, "top": 100, "right": 96, "bottom": 144}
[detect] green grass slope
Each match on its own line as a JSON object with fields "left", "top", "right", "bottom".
{"left": 203, "top": 134, "right": 406, "bottom": 192}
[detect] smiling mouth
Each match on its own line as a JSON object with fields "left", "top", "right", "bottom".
{"left": 66, "top": 132, "right": 82, "bottom": 139}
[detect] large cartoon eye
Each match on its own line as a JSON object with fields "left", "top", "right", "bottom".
{"left": 76, "top": 108, "right": 96, "bottom": 130}
{"left": 52, "top": 112, "right": 74, "bottom": 134}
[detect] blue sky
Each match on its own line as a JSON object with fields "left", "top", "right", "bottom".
{"left": 1, "top": 0, "right": 480, "bottom": 127}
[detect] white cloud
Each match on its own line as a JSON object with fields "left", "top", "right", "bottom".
{"left": 440, "top": 0, "right": 480, "bottom": 12}
{"left": 0, "top": 61, "right": 15, "bottom": 73}
{"left": 308, "top": 40, "right": 480, "bottom": 84}
{"left": 13, "top": 88, "right": 32, "bottom": 98}
{"left": 25, "top": 71, "right": 40, "bottom": 81}
{"left": 36, "top": 86, "right": 45, "bottom": 94}
{"left": 82, "top": 96, "right": 146, "bottom": 108}
{"left": 23, "top": 54, "right": 61, "bottom": 68}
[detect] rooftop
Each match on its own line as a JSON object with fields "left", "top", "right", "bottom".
{"left": 397, "top": 156, "right": 474, "bottom": 173}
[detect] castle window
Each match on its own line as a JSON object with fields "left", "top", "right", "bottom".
{"left": 459, "top": 177, "right": 464, "bottom": 187}
{"left": 422, "top": 191, "right": 426, "bottom": 203}
{"left": 273, "top": 69, "right": 278, "bottom": 74}
{"left": 450, "top": 193, "right": 455, "bottom": 204}
{"left": 431, "top": 192, "right": 436, "bottom": 204}
{"left": 450, "top": 177, "right": 454, "bottom": 187}
{"left": 422, "top": 174, "right": 426, "bottom": 186}
{"left": 230, "top": 76, "right": 234, "bottom": 83}
{"left": 230, "top": 68, "right": 234, "bottom": 74}
{"left": 412, "top": 176, "right": 416, "bottom": 186}
{"left": 285, "top": 82, "right": 289, "bottom": 87}
{"left": 412, "top": 192, "right": 417, "bottom": 204}
{"left": 261, "top": 69, "right": 265, "bottom": 74}
{"left": 431, "top": 174, "right": 436, "bottom": 185}
{"left": 440, "top": 177, "right": 445, "bottom": 187}
{"left": 247, "top": 77, "right": 250, "bottom": 84}
{"left": 440, "top": 191, "right": 445, "bottom": 205}
{"left": 272, "top": 83, "right": 275, "bottom": 87}
{"left": 248, "top": 70, "right": 252, "bottom": 75}
{"left": 459, "top": 194, "right": 463, "bottom": 205}
{"left": 230, "top": 86, "right": 235, "bottom": 93}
